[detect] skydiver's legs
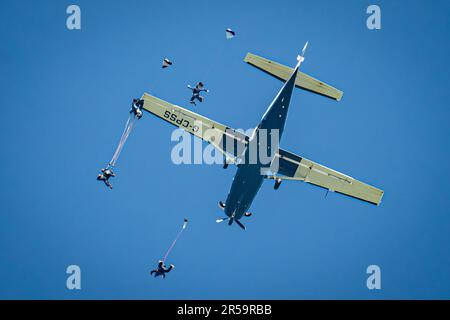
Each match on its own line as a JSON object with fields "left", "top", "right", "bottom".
{"left": 189, "top": 95, "right": 197, "bottom": 105}
{"left": 104, "top": 180, "right": 113, "bottom": 189}
{"left": 190, "top": 94, "right": 203, "bottom": 104}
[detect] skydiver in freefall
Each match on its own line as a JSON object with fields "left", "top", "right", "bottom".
{"left": 97, "top": 168, "right": 115, "bottom": 189}
{"left": 187, "top": 82, "right": 209, "bottom": 106}
{"left": 150, "top": 260, "right": 175, "bottom": 279}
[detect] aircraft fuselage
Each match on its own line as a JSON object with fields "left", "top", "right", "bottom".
{"left": 224, "top": 65, "right": 299, "bottom": 222}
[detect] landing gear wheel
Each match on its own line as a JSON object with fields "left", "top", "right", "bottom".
{"left": 274, "top": 178, "right": 282, "bottom": 190}
{"left": 218, "top": 201, "right": 226, "bottom": 210}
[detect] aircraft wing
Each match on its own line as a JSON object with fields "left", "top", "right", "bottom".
{"left": 141, "top": 93, "right": 248, "bottom": 158}
{"left": 267, "top": 148, "right": 384, "bottom": 205}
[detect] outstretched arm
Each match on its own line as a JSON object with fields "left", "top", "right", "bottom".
{"left": 165, "top": 265, "right": 174, "bottom": 272}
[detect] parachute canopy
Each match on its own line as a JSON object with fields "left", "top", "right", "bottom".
{"left": 162, "top": 58, "right": 173, "bottom": 68}
{"left": 225, "top": 28, "right": 235, "bottom": 39}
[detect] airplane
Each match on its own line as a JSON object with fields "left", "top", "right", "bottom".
{"left": 139, "top": 43, "right": 384, "bottom": 230}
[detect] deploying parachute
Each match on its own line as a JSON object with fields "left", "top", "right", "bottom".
{"left": 97, "top": 98, "right": 144, "bottom": 189}
{"left": 108, "top": 113, "right": 137, "bottom": 168}
{"left": 162, "top": 218, "right": 189, "bottom": 263}
{"left": 109, "top": 99, "right": 143, "bottom": 167}
{"left": 225, "top": 28, "right": 235, "bottom": 39}
{"left": 151, "top": 218, "right": 188, "bottom": 279}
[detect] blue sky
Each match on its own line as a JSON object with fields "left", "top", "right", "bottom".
{"left": 0, "top": 0, "right": 449, "bottom": 299}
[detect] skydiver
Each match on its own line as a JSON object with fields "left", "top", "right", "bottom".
{"left": 97, "top": 168, "right": 115, "bottom": 189}
{"left": 150, "top": 260, "right": 175, "bottom": 279}
{"left": 162, "top": 58, "right": 173, "bottom": 68}
{"left": 187, "top": 82, "right": 209, "bottom": 106}
{"left": 130, "top": 98, "right": 144, "bottom": 119}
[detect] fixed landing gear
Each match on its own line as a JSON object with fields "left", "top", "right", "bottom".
{"left": 274, "top": 178, "right": 282, "bottom": 190}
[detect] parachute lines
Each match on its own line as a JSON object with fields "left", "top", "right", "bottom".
{"left": 109, "top": 113, "right": 138, "bottom": 168}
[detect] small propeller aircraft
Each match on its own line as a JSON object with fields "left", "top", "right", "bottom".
{"left": 139, "top": 43, "right": 384, "bottom": 230}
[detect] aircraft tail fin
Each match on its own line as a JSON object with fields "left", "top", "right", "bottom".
{"left": 295, "top": 41, "right": 308, "bottom": 69}
{"left": 244, "top": 52, "right": 343, "bottom": 101}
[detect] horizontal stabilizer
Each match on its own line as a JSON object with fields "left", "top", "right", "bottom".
{"left": 244, "top": 53, "right": 343, "bottom": 101}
